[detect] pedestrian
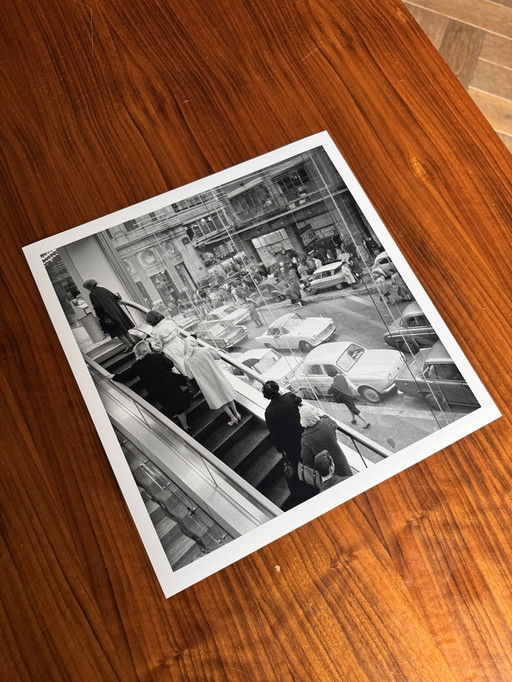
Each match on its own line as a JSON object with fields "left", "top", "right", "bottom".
{"left": 262, "top": 381, "right": 318, "bottom": 508}
{"left": 391, "top": 271, "right": 413, "bottom": 301}
{"left": 325, "top": 367, "right": 371, "bottom": 428}
{"left": 286, "top": 280, "right": 305, "bottom": 306}
{"left": 299, "top": 404, "right": 353, "bottom": 478}
{"left": 314, "top": 451, "right": 351, "bottom": 491}
{"left": 247, "top": 297, "right": 264, "bottom": 327}
{"left": 341, "top": 261, "right": 358, "bottom": 289}
{"left": 145, "top": 309, "right": 189, "bottom": 376}
{"left": 111, "top": 341, "right": 191, "bottom": 431}
{"left": 183, "top": 337, "right": 241, "bottom": 426}
{"left": 374, "top": 269, "right": 393, "bottom": 303}
{"left": 83, "top": 279, "right": 136, "bottom": 352}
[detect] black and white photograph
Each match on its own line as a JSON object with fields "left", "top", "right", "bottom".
{"left": 23, "top": 132, "right": 500, "bottom": 597}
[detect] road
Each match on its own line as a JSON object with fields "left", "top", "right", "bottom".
{"left": 230, "top": 286, "right": 473, "bottom": 454}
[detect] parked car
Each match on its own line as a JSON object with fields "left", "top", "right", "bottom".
{"left": 255, "top": 312, "right": 336, "bottom": 353}
{"left": 230, "top": 348, "right": 303, "bottom": 389}
{"left": 309, "top": 261, "right": 347, "bottom": 292}
{"left": 288, "top": 341, "right": 405, "bottom": 403}
{"left": 371, "top": 251, "right": 395, "bottom": 277}
{"left": 395, "top": 342, "right": 478, "bottom": 410}
{"left": 173, "top": 312, "right": 200, "bottom": 333}
{"left": 195, "top": 320, "right": 248, "bottom": 350}
{"left": 384, "top": 302, "right": 438, "bottom": 353}
{"left": 129, "top": 312, "right": 199, "bottom": 341}
{"left": 254, "top": 279, "right": 289, "bottom": 303}
{"left": 207, "top": 304, "right": 251, "bottom": 325}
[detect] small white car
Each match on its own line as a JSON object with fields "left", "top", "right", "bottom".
{"left": 254, "top": 312, "right": 335, "bottom": 353}
{"left": 288, "top": 341, "right": 405, "bottom": 403}
{"left": 230, "top": 348, "right": 303, "bottom": 388}
{"left": 207, "top": 304, "right": 251, "bottom": 325}
{"left": 309, "top": 261, "right": 346, "bottom": 292}
{"left": 371, "top": 251, "right": 395, "bottom": 278}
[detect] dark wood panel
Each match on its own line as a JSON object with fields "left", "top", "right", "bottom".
{"left": 1, "top": 0, "right": 511, "bottom": 679}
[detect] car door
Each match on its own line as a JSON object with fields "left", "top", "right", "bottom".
{"left": 305, "top": 364, "right": 329, "bottom": 394}
{"left": 268, "top": 325, "right": 283, "bottom": 349}
{"left": 406, "top": 314, "right": 437, "bottom": 348}
{"left": 424, "top": 363, "right": 473, "bottom": 407}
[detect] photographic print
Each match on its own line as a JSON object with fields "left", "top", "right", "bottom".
{"left": 23, "top": 132, "right": 500, "bottom": 597}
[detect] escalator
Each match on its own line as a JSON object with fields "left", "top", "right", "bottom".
{"left": 92, "top": 340, "right": 292, "bottom": 509}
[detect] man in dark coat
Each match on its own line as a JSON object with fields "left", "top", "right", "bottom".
{"left": 83, "top": 279, "right": 136, "bottom": 352}
{"left": 262, "top": 380, "right": 318, "bottom": 509}
{"left": 112, "top": 341, "right": 191, "bottom": 431}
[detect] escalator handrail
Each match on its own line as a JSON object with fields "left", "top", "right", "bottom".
{"left": 84, "top": 353, "right": 282, "bottom": 519}
{"left": 119, "top": 299, "right": 392, "bottom": 459}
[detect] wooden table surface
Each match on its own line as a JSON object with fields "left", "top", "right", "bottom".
{"left": 1, "top": 0, "right": 511, "bottom": 679}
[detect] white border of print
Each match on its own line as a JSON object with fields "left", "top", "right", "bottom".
{"left": 23, "top": 131, "right": 501, "bottom": 598}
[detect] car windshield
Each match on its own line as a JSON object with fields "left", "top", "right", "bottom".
{"left": 251, "top": 351, "right": 280, "bottom": 372}
{"left": 337, "top": 343, "right": 364, "bottom": 371}
{"left": 223, "top": 306, "right": 236, "bottom": 314}
{"left": 281, "top": 315, "right": 302, "bottom": 332}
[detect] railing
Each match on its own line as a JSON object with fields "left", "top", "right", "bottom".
{"left": 118, "top": 299, "right": 392, "bottom": 466}
{"left": 86, "top": 355, "right": 282, "bottom": 535}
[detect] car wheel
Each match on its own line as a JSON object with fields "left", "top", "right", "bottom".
{"left": 335, "top": 283, "right": 343, "bottom": 290}
{"left": 424, "top": 393, "right": 449, "bottom": 411}
{"left": 359, "top": 385, "right": 382, "bottom": 403}
{"left": 396, "top": 339, "right": 420, "bottom": 354}
{"left": 299, "top": 341, "right": 313, "bottom": 353}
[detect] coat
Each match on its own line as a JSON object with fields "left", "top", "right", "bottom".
{"left": 184, "top": 346, "right": 235, "bottom": 409}
{"left": 88, "top": 286, "right": 133, "bottom": 337}
{"left": 265, "top": 392, "right": 318, "bottom": 506}
{"left": 264, "top": 392, "right": 303, "bottom": 466}
{"left": 113, "top": 353, "right": 190, "bottom": 415}
{"left": 301, "top": 415, "right": 352, "bottom": 477}
{"left": 149, "top": 319, "right": 188, "bottom": 375}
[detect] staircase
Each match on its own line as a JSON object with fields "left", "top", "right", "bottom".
{"left": 92, "top": 341, "right": 291, "bottom": 510}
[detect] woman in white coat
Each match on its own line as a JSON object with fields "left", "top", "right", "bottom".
{"left": 145, "top": 310, "right": 188, "bottom": 376}
{"left": 183, "top": 337, "right": 241, "bottom": 426}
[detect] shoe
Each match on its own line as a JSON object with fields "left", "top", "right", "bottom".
{"left": 227, "top": 419, "right": 237, "bottom": 426}
{"left": 234, "top": 412, "right": 242, "bottom": 420}
{"left": 350, "top": 419, "right": 357, "bottom": 424}
{"left": 363, "top": 423, "right": 371, "bottom": 429}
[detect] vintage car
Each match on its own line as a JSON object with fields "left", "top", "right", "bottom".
{"left": 383, "top": 302, "right": 438, "bottom": 354}
{"left": 254, "top": 279, "right": 289, "bottom": 303}
{"left": 207, "top": 303, "right": 251, "bottom": 325}
{"left": 287, "top": 341, "right": 405, "bottom": 403}
{"left": 195, "top": 319, "right": 248, "bottom": 350}
{"left": 129, "top": 312, "right": 199, "bottom": 340}
{"left": 254, "top": 312, "right": 336, "bottom": 353}
{"left": 371, "top": 251, "right": 395, "bottom": 277}
{"left": 230, "top": 348, "right": 303, "bottom": 389}
{"left": 309, "top": 261, "right": 347, "bottom": 292}
{"left": 395, "top": 342, "right": 479, "bottom": 410}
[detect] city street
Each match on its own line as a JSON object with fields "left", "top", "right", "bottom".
{"left": 230, "top": 285, "right": 469, "bottom": 454}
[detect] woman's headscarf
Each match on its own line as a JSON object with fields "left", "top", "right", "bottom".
{"left": 133, "top": 340, "right": 152, "bottom": 360}
{"left": 299, "top": 403, "right": 322, "bottom": 428}
{"left": 183, "top": 336, "right": 198, "bottom": 360}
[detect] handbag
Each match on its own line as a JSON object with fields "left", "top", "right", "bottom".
{"left": 297, "top": 461, "right": 321, "bottom": 488}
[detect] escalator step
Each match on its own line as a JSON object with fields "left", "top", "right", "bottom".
{"left": 242, "top": 448, "right": 283, "bottom": 491}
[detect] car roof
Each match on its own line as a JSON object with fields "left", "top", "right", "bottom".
{"left": 425, "top": 341, "right": 453, "bottom": 363}
{"left": 313, "top": 261, "right": 343, "bottom": 274}
{"left": 303, "top": 342, "right": 359, "bottom": 363}
{"left": 402, "top": 301, "right": 426, "bottom": 317}
{"left": 232, "top": 348, "right": 275, "bottom": 361}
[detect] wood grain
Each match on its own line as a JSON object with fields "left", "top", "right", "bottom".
{"left": 1, "top": 0, "right": 511, "bottom": 680}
